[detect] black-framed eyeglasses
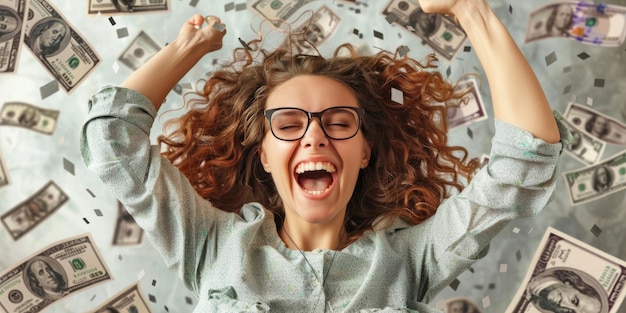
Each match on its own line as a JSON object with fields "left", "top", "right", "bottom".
{"left": 264, "top": 106, "right": 365, "bottom": 141}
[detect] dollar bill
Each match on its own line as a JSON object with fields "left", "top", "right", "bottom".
{"left": 87, "top": 0, "right": 170, "bottom": 15}
{"left": 0, "top": 233, "right": 113, "bottom": 313}
{"left": 0, "top": 147, "right": 9, "bottom": 188}
{"left": 87, "top": 282, "right": 152, "bottom": 313}
{"left": 112, "top": 202, "right": 144, "bottom": 246}
{"left": 555, "top": 110, "right": 606, "bottom": 165}
{"left": 0, "top": 102, "right": 59, "bottom": 135}
{"left": 280, "top": 5, "right": 340, "bottom": 55}
{"left": 22, "top": 0, "right": 100, "bottom": 93}
{"left": 118, "top": 30, "right": 161, "bottom": 71}
{"left": 563, "top": 150, "right": 626, "bottom": 205}
{"left": 382, "top": 0, "right": 467, "bottom": 60}
{"left": 0, "top": 0, "right": 27, "bottom": 73}
{"left": 445, "top": 297, "right": 482, "bottom": 313}
{"left": 506, "top": 227, "right": 626, "bottom": 313}
{"left": 1, "top": 181, "right": 68, "bottom": 240}
{"left": 525, "top": 1, "right": 626, "bottom": 47}
{"left": 563, "top": 102, "right": 626, "bottom": 146}
{"left": 447, "top": 79, "right": 487, "bottom": 130}
{"left": 250, "top": 0, "right": 314, "bottom": 27}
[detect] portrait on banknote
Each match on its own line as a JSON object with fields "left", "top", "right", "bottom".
{"left": 23, "top": 256, "right": 68, "bottom": 301}
{"left": 408, "top": 6, "right": 441, "bottom": 38}
{"left": 525, "top": 267, "right": 606, "bottom": 313}
{"left": 112, "top": 202, "right": 144, "bottom": 246}
{"left": 288, "top": 6, "right": 340, "bottom": 55}
{"left": 592, "top": 165, "right": 613, "bottom": 193}
{"left": 111, "top": 0, "right": 133, "bottom": 12}
{"left": 27, "top": 17, "right": 69, "bottom": 57}
{"left": 445, "top": 297, "right": 482, "bottom": 313}
{"left": 584, "top": 114, "right": 611, "bottom": 141}
{"left": 0, "top": 6, "right": 21, "bottom": 43}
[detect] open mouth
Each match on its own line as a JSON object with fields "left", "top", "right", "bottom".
{"left": 295, "top": 161, "right": 336, "bottom": 195}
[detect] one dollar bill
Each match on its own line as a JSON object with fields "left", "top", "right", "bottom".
{"left": 0, "top": 233, "right": 113, "bottom": 313}
{"left": 23, "top": 0, "right": 101, "bottom": 93}
{"left": 506, "top": 227, "right": 626, "bottom": 313}
{"left": 87, "top": 0, "right": 170, "bottom": 15}
{"left": 564, "top": 102, "right": 626, "bottom": 146}
{"left": 563, "top": 150, "right": 626, "bottom": 205}
{"left": 250, "top": 0, "right": 314, "bottom": 27}
{"left": 382, "top": 0, "right": 467, "bottom": 60}
{"left": 0, "top": 102, "right": 59, "bottom": 135}
{"left": 112, "top": 201, "right": 144, "bottom": 246}
{"left": 280, "top": 5, "right": 341, "bottom": 55}
{"left": 1, "top": 181, "right": 68, "bottom": 240}
{"left": 555, "top": 110, "right": 606, "bottom": 165}
{"left": 118, "top": 30, "right": 161, "bottom": 71}
{"left": 0, "top": 147, "right": 9, "bottom": 188}
{"left": 0, "top": 0, "right": 27, "bottom": 73}
{"left": 87, "top": 282, "right": 152, "bottom": 313}
{"left": 525, "top": 1, "right": 626, "bottom": 47}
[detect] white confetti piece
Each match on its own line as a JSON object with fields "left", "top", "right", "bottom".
{"left": 391, "top": 87, "right": 403, "bottom": 104}
{"left": 482, "top": 296, "right": 491, "bottom": 308}
{"left": 112, "top": 62, "right": 120, "bottom": 74}
{"left": 512, "top": 227, "right": 520, "bottom": 234}
{"left": 587, "top": 97, "right": 593, "bottom": 106}
{"left": 500, "top": 264, "right": 507, "bottom": 272}
{"left": 137, "top": 269, "right": 145, "bottom": 280}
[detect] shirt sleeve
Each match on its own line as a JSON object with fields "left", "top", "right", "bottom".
{"left": 80, "top": 86, "right": 236, "bottom": 294}
{"left": 413, "top": 116, "right": 570, "bottom": 302}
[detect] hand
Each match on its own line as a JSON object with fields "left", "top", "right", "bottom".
{"left": 175, "top": 14, "right": 226, "bottom": 55}
{"left": 416, "top": 0, "right": 474, "bottom": 16}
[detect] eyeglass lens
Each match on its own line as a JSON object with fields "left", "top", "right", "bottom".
{"left": 269, "top": 108, "right": 360, "bottom": 140}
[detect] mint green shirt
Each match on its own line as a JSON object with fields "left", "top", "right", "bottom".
{"left": 80, "top": 87, "right": 568, "bottom": 312}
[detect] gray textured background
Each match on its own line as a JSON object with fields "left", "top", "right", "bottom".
{"left": 0, "top": 0, "right": 625, "bottom": 312}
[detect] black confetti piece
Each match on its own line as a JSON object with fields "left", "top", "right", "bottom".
{"left": 445, "top": 66, "right": 451, "bottom": 78}
{"left": 173, "top": 84, "right": 182, "bottom": 95}
{"left": 83, "top": 218, "right": 90, "bottom": 224}
{"left": 164, "top": 306, "right": 169, "bottom": 312}
{"left": 590, "top": 224, "right": 602, "bottom": 237}
{"left": 40, "top": 80, "right": 59, "bottom": 99}
{"left": 181, "top": 83, "right": 192, "bottom": 90}
{"left": 116, "top": 27, "right": 129, "bottom": 39}
{"left": 359, "top": 33, "right": 363, "bottom": 39}
{"left": 563, "top": 66, "right": 572, "bottom": 73}
{"left": 449, "top": 278, "right": 460, "bottom": 291}
{"left": 474, "top": 284, "right": 484, "bottom": 290}
{"left": 355, "top": 8, "right": 361, "bottom": 14}
{"left": 489, "top": 283, "right": 495, "bottom": 289}
{"left": 594, "top": 78, "right": 605, "bottom": 87}
{"left": 385, "top": 12, "right": 398, "bottom": 24}
{"left": 185, "top": 296, "right": 194, "bottom": 305}
{"left": 468, "top": 266, "right": 475, "bottom": 273}
{"left": 63, "top": 158, "right": 75, "bottom": 175}
{"left": 509, "top": 4, "right": 513, "bottom": 14}
{"left": 544, "top": 51, "right": 557, "bottom": 66}
{"left": 577, "top": 52, "right": 590, "bottom": 60}
{"left": 398, "top": 45, "right": 410, "bottom": 57}
{"left": 108, "top": 17, "right": 116, "bottom": 26}
{"left": 463, "top": 46, "right": 471, "bottom": 52}
{"left": 467, "top": 127, "right": 473, "bottom": 139}
{"left": 373, "top": 30, "right": 383, "bottom": 39}
{"left": 238, "top": 37, "right": 250, "bottom": 49}
{"left": 90, "top": 294, "right": 96, "bottom": 301}
{"left": 149, "top": 294, "right": 156, "bottom": 302}
{"left": 353, "top": 28, "right": 359, "bottom": 35}
{"left": 224, "top": 2, "right": 234, "bottom": 11}
{"left": 152, "top": 279, "right": 157, "bottom": 286}
{"left": 189, "top": 0, "right": 199, "bottom": 7}
{"left": 118, "top": 254, "right": 123, "bottom": 261}
{"left": 94, "top": 209, "right": 103, "bottom": 217}
{"left": 86, "top": 189, "right": 96, "bottom": 197}
{"left": 516, "top": 250, "right": 522, "bottom": 261}
{"left": 562, "top": 84, "right": 571, "bottom": 94}
{"left": 235, "top": 3, "right": 246, "bottom": 11}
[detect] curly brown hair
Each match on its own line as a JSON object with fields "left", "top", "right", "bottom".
{"left": 158, "top": 43, "right": 479, "bottom": 242}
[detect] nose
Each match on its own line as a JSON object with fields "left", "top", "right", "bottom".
{"left": 300, "top": 118, "right": 328, "bottom": 148}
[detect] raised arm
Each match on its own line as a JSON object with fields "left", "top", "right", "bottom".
{"left": 120, "top": 14, "right": 226, "bottom": 110}
{"left": 419, "top": 0, "right": 560, "bottom": 143}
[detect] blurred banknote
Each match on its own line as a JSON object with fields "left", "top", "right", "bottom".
{"left": 564, "top": 102, "right": 626, "bottom": 146}
{"left": 0, "top": 0, "right": 26, "bottom": 73}
{"left": 0, "top": 147, "right": 9, "bottom": 188}
{"left": 87, "top": 283, "right": 152, "bottom": 313}
{"left": 382, "top": 0, "right": 467, "bottom": 60}
{"left": 87, "top": 0, "right": 170, "bottom": 15}
{"left": 445, "top": 297, "right": 482, "bottom": 313}
{"left": 112, "top": 202, "right": 144, "bottom": 246}
{"left": 1, "top": 181, "right": 68, "bottom": 240}
{"left": 555, "top": 110, "right": 606, "bottom": 165}
{"left": 0, "top": 102, "right": 59, "bottom": 135}
{"left": 447, "top": 79, "right": 487, "bottom": 130}
{"left": 23, "top": 0, "right": 100, "bottom": 93}
{"left": 250, "top": 0, "right": 314, "bottom": 26}
{"left": 118, "top": 30, "right": 161, "bottom": 71}
{"left": 0, "top": 233, "right": 113, "bottom": 313}
{"left": 563, "top": 150, "right": 626, "bottom": 205}
{"left": 281, "top": 5, "right": 340, "bottom": 55}
{"left": 506, "top": 227, "right": 626, "bottom": 313}
{"left": 525, "top": 1, "right": 626, "bottom": 47}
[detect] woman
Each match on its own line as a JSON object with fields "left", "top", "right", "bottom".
{"left": 80, "top": 0, "right": 566, "bottom": 311}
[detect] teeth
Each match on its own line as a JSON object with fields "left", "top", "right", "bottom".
{"left": 295, "top": 161, "right": 336, "bottom": 174}
{"left": 303, "top": 187, "right": 330, "bottom": 195}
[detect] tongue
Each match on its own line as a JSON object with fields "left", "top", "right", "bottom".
{"left": 298, "top": 171, "right": 332, "bottom": 191}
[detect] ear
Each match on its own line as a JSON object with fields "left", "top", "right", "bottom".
{"left": 259, "top": 144, "right": 271, "bottom": 173}
{"left": 361, "top": 141, "right": 372, "bottom": 169}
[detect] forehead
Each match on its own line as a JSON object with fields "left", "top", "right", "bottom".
{"left": 266, "top": 75, "right": 358, "bottom": 110}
